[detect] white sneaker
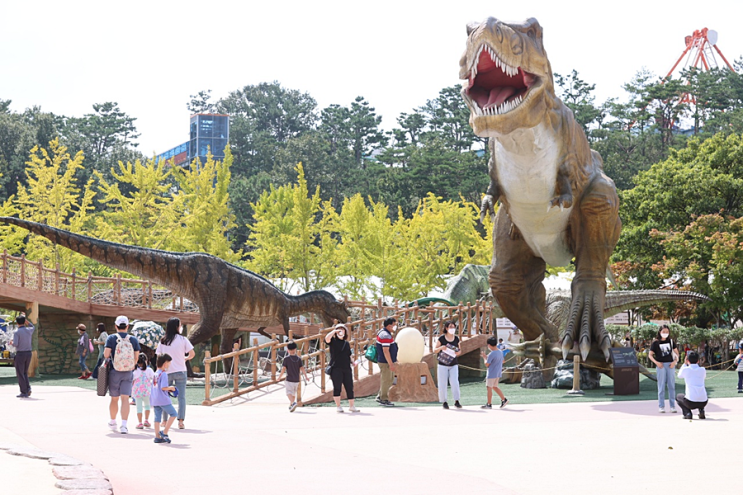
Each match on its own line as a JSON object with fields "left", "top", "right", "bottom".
{"left": 670, "top": 407, "right": 677, "bottom": 413}
{"left": 290, "top": 402, "right": 298, "bottom": 412}
{"left": 120, "top": 425, "right": 128, "bottom": 434}
{"left": 336, "top": 406, "right": 344, "bottom": 413}
{"left": 349, "top": 406, "right": 360, "bottom": 413}
{"left": 108, "top": 421, "right": 118, "bottom": 432}
{"left": 659, "top": 408, "right": 665, "bottom": 413}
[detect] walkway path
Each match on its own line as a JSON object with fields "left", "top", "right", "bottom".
{"left": 1, "top": 383, "right": 738, "bottom": 495}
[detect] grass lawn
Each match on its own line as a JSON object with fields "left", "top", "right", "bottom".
{"left": 2, "top": 365, "right": 740, "bottom": 408}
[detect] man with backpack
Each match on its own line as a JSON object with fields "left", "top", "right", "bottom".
{"left": 376, "top": 317, "right": 398, "bottom": 407}
{"left": 103, "top": 315, "right": 140, "bottom": 434}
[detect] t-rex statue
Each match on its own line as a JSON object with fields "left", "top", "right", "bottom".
{"left": 459, "top": 17, "right": 622, "bottom": 361}
{"left": 0, "top": 217, "right": 349, "bottom": 353}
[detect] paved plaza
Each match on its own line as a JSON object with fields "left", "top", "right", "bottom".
{"left": 0, "top": 383, "right": 739, "bottom": 495}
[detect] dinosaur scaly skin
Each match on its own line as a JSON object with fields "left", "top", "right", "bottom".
{"left": 459, "top": 17, "right": 622, "bottom": 361}
{"left": 0, "top": 217, "right": 349, "bottom": 352}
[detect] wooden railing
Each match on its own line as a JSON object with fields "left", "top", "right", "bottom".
{"left": 0, "top": 250, "right": 195, "bottom": 313}
{"left": 202, "top": 299, "right": 497, "bottom": 406}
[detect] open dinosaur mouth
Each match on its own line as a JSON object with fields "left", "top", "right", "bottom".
{"left": 464, "top": 45, "right": 539, "bottom": 116}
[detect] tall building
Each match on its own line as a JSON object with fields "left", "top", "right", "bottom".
{"left": 156, "top": 113, "right": 229, "bottom": 167}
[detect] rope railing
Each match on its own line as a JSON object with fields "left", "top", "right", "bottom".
{"left": 201, "top": 300, "right": 499, "bottom": 406}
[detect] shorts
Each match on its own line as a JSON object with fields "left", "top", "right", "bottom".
{"left": 285, "top": 381, "right": 299, "bottom": 397}
{"left": 108, "top": 370, "right": 133, "bottom": 397}
{"left": 486, "top": 378, "right": 501, "bottom": 388}
{"left": 153, "top": 404, "right": 178, "bottom": 422}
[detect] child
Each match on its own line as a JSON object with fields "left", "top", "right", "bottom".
{"left": 278, "top": 341, "right": 309, "bottom": 412}
{"left": 480, "top": 336, "right": 508, "bottom": 409}
{"left": 151, "top": 353, "right": 178, "bottom": 444}
{"left": 132, "top": 354, "right": 154, "bottom": 429}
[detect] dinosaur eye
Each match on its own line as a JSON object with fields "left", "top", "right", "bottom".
{"left": 527, "top": 28, "right": 537, "bottom": 40}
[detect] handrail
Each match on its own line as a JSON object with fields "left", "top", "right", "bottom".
{"left": 0, "top": 249, "right": 194, "bottom": 313}
{"left": 201, "top": 300, "right": 497, "bottom": 406}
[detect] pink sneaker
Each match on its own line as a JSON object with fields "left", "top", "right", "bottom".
{"left": 143, "top": 421, "right": 151, "bottom": 428}
{"left": 136, "top": 423, "right": 144, "bottom": 430}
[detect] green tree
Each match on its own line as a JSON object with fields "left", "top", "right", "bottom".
{"left": 13, "top": 139, "right": 95, "bottom": 271}
{"left": 554, "top": 70, "right": 602, "bottom": 136}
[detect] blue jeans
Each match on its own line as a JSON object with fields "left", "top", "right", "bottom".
{"left": 656, "top": 365, "right": 676, "bottom": 408}
{"left": 738, "top": 371, "right": 743, "bottom": 390}
{"left": 437, "top": 365, "right": 460, "bottom": 403}
{"left": 154, "top": 404, "right": 177, "bottom": 423}
{"left": 164, "top": 371, "right": 187, "bottom": 421}
{"left": 79, "top": 354, "right": 89, "bottom": 373}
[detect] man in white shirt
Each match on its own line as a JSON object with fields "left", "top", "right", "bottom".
{"left": 676, "top": 351, "right": 708, "bottom": 420}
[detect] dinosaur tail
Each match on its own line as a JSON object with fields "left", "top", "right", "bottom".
{"left": 604, "top": 290, "right": 709, "bottom": 319}
{"left": 0, "top": 217, "right": 185, "bottom": 290}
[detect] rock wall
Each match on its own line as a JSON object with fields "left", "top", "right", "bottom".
{"left": 37, "top": 314, "right": 116, "bottom": 375}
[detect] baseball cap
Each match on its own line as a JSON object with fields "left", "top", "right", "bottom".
{"left": 115, "top": 315, "right": 129, "bottom": 328}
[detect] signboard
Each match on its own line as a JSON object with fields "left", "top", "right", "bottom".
{"left": 496, "top": 318, "right": 514, "bottom": 329}
{"left": 609, "top": 347, "right": 638, "bottom": 367}
{"left": 604, "top": 312, "right": 630, "bottom": 325}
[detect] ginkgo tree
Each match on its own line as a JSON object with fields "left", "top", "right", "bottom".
{"left": 11, "top": 138, "right": 95, "bottom": 271}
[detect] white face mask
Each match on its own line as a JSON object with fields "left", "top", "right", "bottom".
{"left": 447, "top": 327, "right": 456, "bottom": 335}
{"left": 661, "top": 333, "right": 669, "bottom": 339}
{"left": 392, "top": 325, "right": 398, "bottom": 331}
{"left": 337, "top": 331, "right": 345, "bottom": 339}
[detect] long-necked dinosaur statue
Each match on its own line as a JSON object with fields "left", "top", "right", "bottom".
{"left": 0, "top": 217, "right": 349, "bottom": 353}
{"left": 460, "top": 17, "right": 622, "bottom": 361}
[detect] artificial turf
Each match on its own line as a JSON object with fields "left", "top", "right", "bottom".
{"left": 2, "top": 365, "right": 741, "bottom": 407}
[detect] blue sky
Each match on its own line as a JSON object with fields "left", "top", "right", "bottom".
{"left": 2, "top": 0, "right": 741, "bottom": 155}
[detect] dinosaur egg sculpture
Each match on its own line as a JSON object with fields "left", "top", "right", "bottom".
{"left": 395, "top": 327, "right": 425, "bottom": 364}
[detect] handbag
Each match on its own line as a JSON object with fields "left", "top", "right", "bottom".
{"left": 365, "top": 343, "right": 378, "bottom": 363}
{"left": 437, "top": 343, "right": 459, "bottom": 366}
{"left": 88, "top": 338, "right": 94, "bottom": 353}
{"left": 97, "top": 359, "right": 110, "bottom": 397}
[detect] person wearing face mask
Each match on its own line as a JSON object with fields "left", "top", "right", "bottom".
{"left": 75, "top": 323, "right": 92, "bottom": 379}
{"left": 649, "top": 325, "right": 679, "bottom": 413}
{"left": 376, "top": 317, "right": 398, "bottom": 407}
{"left": 433, "top": 320, "right": 462, "bottom": 409}
{"left": 155, "top": 317, "right": 195, "bottom": 429}
{"left": 324, "top": 323, "right": 359, "bottom": 413}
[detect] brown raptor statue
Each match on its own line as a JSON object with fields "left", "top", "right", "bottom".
{"left": 459, "top": 17, "right": 622, "bottom": 362}
{"left": 0, "top": 217, "right": 349, "bottom": 354}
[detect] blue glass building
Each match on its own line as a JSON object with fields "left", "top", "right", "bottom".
{"left": 156, "top": 113, "right": 229, "bottom": 167}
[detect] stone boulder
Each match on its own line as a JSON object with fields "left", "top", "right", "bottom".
{"left": 520, "top": 362, "right": 546, "bottom": 389}
{"left": 550, "top": 360, "right": 602, "bottom": 390}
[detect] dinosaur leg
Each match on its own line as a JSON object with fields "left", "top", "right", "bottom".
{"left": 562, "top": 174, "right": 621, "bottom": 361}
{"left": 220, "top": 328, "right": 239, "bottom": 355}
{"left": 489, "top": 208, "right": 558, "bottom": 343}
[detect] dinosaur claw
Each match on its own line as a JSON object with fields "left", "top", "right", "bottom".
{"left": 579, "top": 338, "right": 590, "bottom": 361}
{"left": 600, "top": 337, "right": 611, "bottom": 362}
{"left": 560, "top": 334, "right": 572, "bottom": 359}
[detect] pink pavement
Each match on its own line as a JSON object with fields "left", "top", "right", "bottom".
{"left": 0, "top": 384, "right": 739, "bottom": 495}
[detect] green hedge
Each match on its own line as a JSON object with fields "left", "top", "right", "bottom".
{"left": 606, "top": 324, "right": 743, "bottom": 347}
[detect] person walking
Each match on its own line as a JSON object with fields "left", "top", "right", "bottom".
{"left": 75, "top": 324, "right": 92, "bottom": 379}
{"left": 91, "top": 323, "right": 108, "bottom": 379}
{"left": 649, "top": 325, "right": 678, "bottom": 413}
{"left": 734, "top": 347, "right": 743, "bottom": 393}
{"left": 433, "top": 320, "right": 462, "bottom": 409}
{"left": 325, "top": 323, "right": 359, "bottom": 413}
{"left": 132, "top": 354, "right": 154, "bottom": 429}
{"left": 104, "top": 315, "right": 140, "bottom": 434}
{"left": 376, "top": 317, "right": 398, "bottom": 407}
{"left": 10, "top": 312, "right": 34, "bottom": 398}
{"left": 155, "top": 317, "right": 194, "bottom": 429}
{"left": 676, "top": 351, "right": 708, "bottom": 420}
{"left": 480, "top": 336, "right": 508, "bottom": 409}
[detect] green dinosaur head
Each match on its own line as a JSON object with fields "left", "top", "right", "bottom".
{"left": 459, "top": 17, "right": 554, "bottom": 136}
